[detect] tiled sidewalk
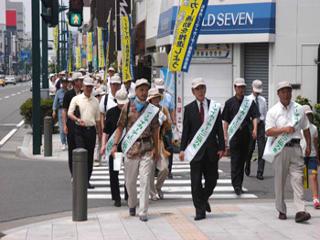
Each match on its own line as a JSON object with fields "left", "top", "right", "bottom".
{"left": 3, "top": 201, "right": 320, "bottom": 240}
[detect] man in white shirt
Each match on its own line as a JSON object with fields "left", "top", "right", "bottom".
{"left": 265, "top": 81, "right": 311, "bottom": 223}
{"left": 245, "top": 80, "right": 268, "bottom": 180}
{"left": 99, "top": 75, "right": 122, "bottom": 131}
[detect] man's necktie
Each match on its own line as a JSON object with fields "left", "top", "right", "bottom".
{"left": 200, "top": 102, "right": 204, "bottom": 123}
{"left": 255, "top": 96, "right": 260, "bottom": 115}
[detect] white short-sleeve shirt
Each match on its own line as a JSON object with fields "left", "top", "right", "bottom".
{"left": 265, "top": 101, "right": 309, "bottom": 139}
{"left": 99, "top": 93, "right": 117, "bottom": 114}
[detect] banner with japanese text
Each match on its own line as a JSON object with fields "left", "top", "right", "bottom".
{"left": 97, "top": 27, "right": 105, "bottom": 69}
{"left": 53, "top": 25, "right": 59, "bottom": 54}
{"left": 168, "top": 0, "right": 208, "bottom": 72}
{"left": 106, "top": 9, "right": 112, "bottom": 68}
{"left": 120, "top": 15, "right": 134, "bottom": 81}
{"left": 76, "top": 46, "right": 81, "bottom": 69}
{"left": 87, "top": 32, "right": 93, "bottom": 63}
{"left": 68, "top": 31, "right": 73, "bottom": 73}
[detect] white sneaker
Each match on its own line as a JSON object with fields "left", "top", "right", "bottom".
{"left": 61, "top": 144, "right": 66, "bottom": 151}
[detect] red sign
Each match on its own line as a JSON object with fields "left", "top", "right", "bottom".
{"left": 6, "top": 10, "right": 17, "bottom": 27}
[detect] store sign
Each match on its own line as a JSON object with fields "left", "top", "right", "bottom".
{"left": 158, "top": 2, "right": 275, "bottom": 40}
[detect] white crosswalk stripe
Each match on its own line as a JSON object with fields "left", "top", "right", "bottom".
{"left": 88, "top": 162, "right": 258, "bottom": 200}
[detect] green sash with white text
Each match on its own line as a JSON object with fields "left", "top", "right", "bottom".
{"left": 185, "top": 101, "right": 221, "bottom": 162}
{"left": 104, "top": 130, "right": 126, "bottom": 161}
{"left": 263, "top": 102, "right": 302, "bottom": 163}
{"left": 228, "top": 96, "right": 253, "bottom": 142}
{"left": 121, "top": 104, "right": 159, "bottom": 154}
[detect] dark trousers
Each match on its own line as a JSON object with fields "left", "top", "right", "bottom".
{"left": 190, "top": 150, "right": 219, "bottom": 213}
{"left": 109, "top": 155, "right": 128, "bottom": 201}
{"left": 74, "top": 125, "right": 96, "bottom": 181}
{"left": 67, "top": 120, "right": 76, "bottom": 176}
{"left": 168, "top": 151, "right": 173, "bottom": 173}
{"left": 230, "top": 128, "right": 250, "bottom": 189}
{"left": 246, "top": 122, "right": 266, "bottom": 175}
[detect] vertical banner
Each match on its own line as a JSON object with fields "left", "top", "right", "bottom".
{"left": 160, "top": 67, "right": 175, "bottom": 96}
{"left": 76, "top": 46, "right": 81, "bottom": 70}
{"left": 68, "top": 31, "right": 73, "bottom": 73}
{"left": 116, "top": 0, "right": 131, "bottom": 51}
{"left": 98, "top": 27, "right": 105, "bottom": 69}
{"left": 87, "top": 32, "right": 93, "bottom": 63}
{"left": 53, "top": 25, "right": 59, "bottom": 62}
{"left": 106, "top": 9, "right": 112, "bottom": 68}
{"left": 168, "top": 0, "right": 208, "bottom": 72}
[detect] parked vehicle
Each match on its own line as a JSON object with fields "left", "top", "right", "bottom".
{"left": 5, "top": 75, "right": 17, "bottom": 85}
{"left": 0, "top": 75, "right": 5, "bottom": 87}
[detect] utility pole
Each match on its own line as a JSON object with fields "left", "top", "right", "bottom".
{"left": 42, "top": 3, "right": 49, "bottom": 89}
{"left": 32, "top": 0, "right": 41, "bottom": 154}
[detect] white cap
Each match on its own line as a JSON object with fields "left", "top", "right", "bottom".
{"left": 234, "top": 78, "right": 246, "bottom": 87}
{"left": 252, "top": 79, "right": 263, "bottom": 93}
{"left": 115, "top": 88, "right": 129, "bottom": 105}
{"left": 94, "top": 88, "right": 106, "bottom": 97}
{"left": 49, "top": 73, "right": 55, "bottom": 78}
{"left": 72, "top": 72, "right": 84, "bottom": 81}
{"left": 110, "top": 75, "right": 122, "bottom": 84}
{"left": 79, "top": 68, "right": 86, "bottom": 72}
{"left": 277, "top": 81, "right": 292, "bottom": 91}
{"left": 191, "top": 77, "right": 206, "bottom": 89}
{"left": 108, "top": 67, "right": 115, "bottom": 72}
{"left": 147, "top": 87, "right": 163, "bottom": 102}
{"left": 154, "top": 78, "right": 165, "bottom": 90}
{"left": 83, "top": 77, "right": 94, "bottom": 86}
{"left": 59, "top": 70, "right": 66, "bottom": 75}
{"left": 135, "top": 78, "right": 150, "bottom": 88}
{"left": 302, "top": 105, "right": 313, "bottom": 115}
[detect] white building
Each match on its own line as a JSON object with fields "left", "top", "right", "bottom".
{"left": 136, "top": 0, "right": 320, "bottom": 109}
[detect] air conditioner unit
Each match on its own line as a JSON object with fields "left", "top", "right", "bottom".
{"left": 152, "top": 52, "right": 168, "bottom": 67}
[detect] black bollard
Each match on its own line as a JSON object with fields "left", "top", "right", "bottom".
{"left": 72, "top": 148, "right": 88, "bottom": 221}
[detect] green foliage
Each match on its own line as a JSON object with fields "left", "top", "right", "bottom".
{"left": 295, "top": 95, "right": 312, "bottom": 107}
{"left": 20, "top": 98, "right": 53, "bottom": 124}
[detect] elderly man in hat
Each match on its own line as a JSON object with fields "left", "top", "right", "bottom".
{"left": 100, "top": 87, "right": 129, "bottom": 207}
{"left": 68, "top": 77, "right": 101, "bottom": 189}
{"left": 245, "top": 80, "right": 268, "bottom": 180}
{"left": 222, "top": 78, "right": 259, "bottom": 195}
{"left": 53, "top": 77, "right": 69, "bottom": 150}
{"left": 179, "top": 78, "right": 225, "bottom": 221}
{"left": 265, "top": 81, "right": 311, "bottom": 223}
{"left": 111, "top": 78, "right": 160, "bottom": 222}
{"left": 62, "top": 72, "right": 84, "bottom": 178}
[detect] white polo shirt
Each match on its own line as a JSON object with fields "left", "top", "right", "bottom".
{"left": 265, "top": 101, "right": 309, "bottom": 139}
{"left": 99, "top": 93, "right": 117, "bottom": 114}
{"left": 68, "top": 93, "right": 100, "bottom": 127}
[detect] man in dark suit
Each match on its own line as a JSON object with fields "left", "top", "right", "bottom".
{"left": 179, "top": 77, "right": 225, "bottom": 221}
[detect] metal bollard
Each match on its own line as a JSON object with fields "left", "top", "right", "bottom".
{"left": 43, "top": 116, "right": 52, "bottom": 156}
{"left": 72, "top": 148, "right": 88, "bottom": 221}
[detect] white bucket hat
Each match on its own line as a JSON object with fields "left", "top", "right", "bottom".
{"left": 135, "top": 78, "right": 150, "bottom": 88}
{"left": 83, "top": 77, "right": 95, "bottom": 86}
{"left": 115, "top": 88, "right": 129, "bottom": 105}
{"left": 191, "top": 77, "right": 206, "bottom": 89}
{"left": 154, "top": 78, "right": 165, "bottom": 90}
{"left": 147, "top": 87, "right": 163, "bottom": 102}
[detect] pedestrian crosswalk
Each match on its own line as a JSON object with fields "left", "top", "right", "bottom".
{"left": 88, "top": 161, "right": 258, "bottom": 200}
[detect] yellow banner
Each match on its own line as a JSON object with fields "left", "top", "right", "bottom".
{"left": 53, "top": 25, "right": 59, "bottom": 54}
{"left": 168, "top": 0, "right": 207, "bottom": 72}
{"left": 106, "top": 9, "right": 112, "bottom": 68}
{"left": 120, "top": 15, "right": 132, "bottom": 81}
{"left": 76, "top": 46, "right": 81, "bottom": 70}
{"left": 87, "top": 32, "right": 93, "bottom": 63}
{"left": 97, "top": 27, "right": 105, "bottom": 69}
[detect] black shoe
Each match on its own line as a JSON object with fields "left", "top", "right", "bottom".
{"left": 168, "top": 173, "right": 173, "bottom": 179}
{"left": 129, "top": 208, "right": 136, "bottom": 216}
{"left": 234, "top": 187, "right": 242, "bottom": 195}
{"left": 256, "top": 173, "right": 264, "bottom": 180}
{"left": 205, "top": 201, "right": 211, "bottom": 213}
{"left": 88, "top": 183, "right": 95, "bottom": 189}
{"left": 114, "top": 200, "right": 121, "bottom": 207}
{"left": 194, "top": 212, "right": 206, "bottom": 221}
{"left": 278, "top": 212, "right": 287, "bottom": 220}
{"left": 245, "top": 165, "right": 250, "bottom": 176}
{"left": 295, "top": 211, "right": 311, "bottom": 223}
{"left": 139, "top": 215, "right": 148, "bottom": 222}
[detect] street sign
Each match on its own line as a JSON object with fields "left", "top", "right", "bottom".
{"left": 68, "top": 12, "right": 82, "bottom": 27}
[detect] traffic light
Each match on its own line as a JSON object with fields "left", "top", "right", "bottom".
{"left": 41, "top": 0, "right": 59, "bottom": 27}
{"left": 68, "top": 0, "right": 84, "bottom": 27}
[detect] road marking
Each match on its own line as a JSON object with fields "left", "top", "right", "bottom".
{"left": 0, "top": 120, "right": 25, "bottom": 147}
{"left": 4, "top": 96, "right": 9, "bottom": 99}
{"left": 17, "top": 92, "right": 21, "bottom": 95}
{"left": 11, "top": 94, "right": 16, "bottom": 97}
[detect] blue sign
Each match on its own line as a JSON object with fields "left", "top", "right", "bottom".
{"left": 20, "top": 50, "right": 31, "bottom": 61}
{"left": 158, "top": 2, "right": 275, "bottom": 38}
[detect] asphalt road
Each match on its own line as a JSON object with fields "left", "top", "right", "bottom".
{"left": 0, "top": 82, "right": 31, "bottom": 141}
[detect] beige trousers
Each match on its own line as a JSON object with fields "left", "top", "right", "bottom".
{"left": 149, "top": 160, "right": 169, "bottom": 198}
{"left": 273, "top": 145, "right": 305, "bottom": 214}
{"left": 124, "top": 151, "right": 153, "bottom": 217}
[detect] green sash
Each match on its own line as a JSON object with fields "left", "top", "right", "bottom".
{"left": 228, "top": 96, "right": 253, "bottom": 142}
{"left": 184, "top": 101, "right": 221, "bottom": 162}
{"left": 263, "top": 102, "right": 302, "bottom": 163}
{"left": 104, "top": 130, "right": 126, "bottom": 161}
{"left": 121, "top": 104, "right": 159, "bottom": 154}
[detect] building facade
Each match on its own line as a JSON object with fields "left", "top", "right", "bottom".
{"left": 136, "top": 0, "right": 320, "bottom": 109}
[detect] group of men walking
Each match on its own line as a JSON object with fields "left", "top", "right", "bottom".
{"left": 52, "top": 67, "right": 317, "bottom": 224}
